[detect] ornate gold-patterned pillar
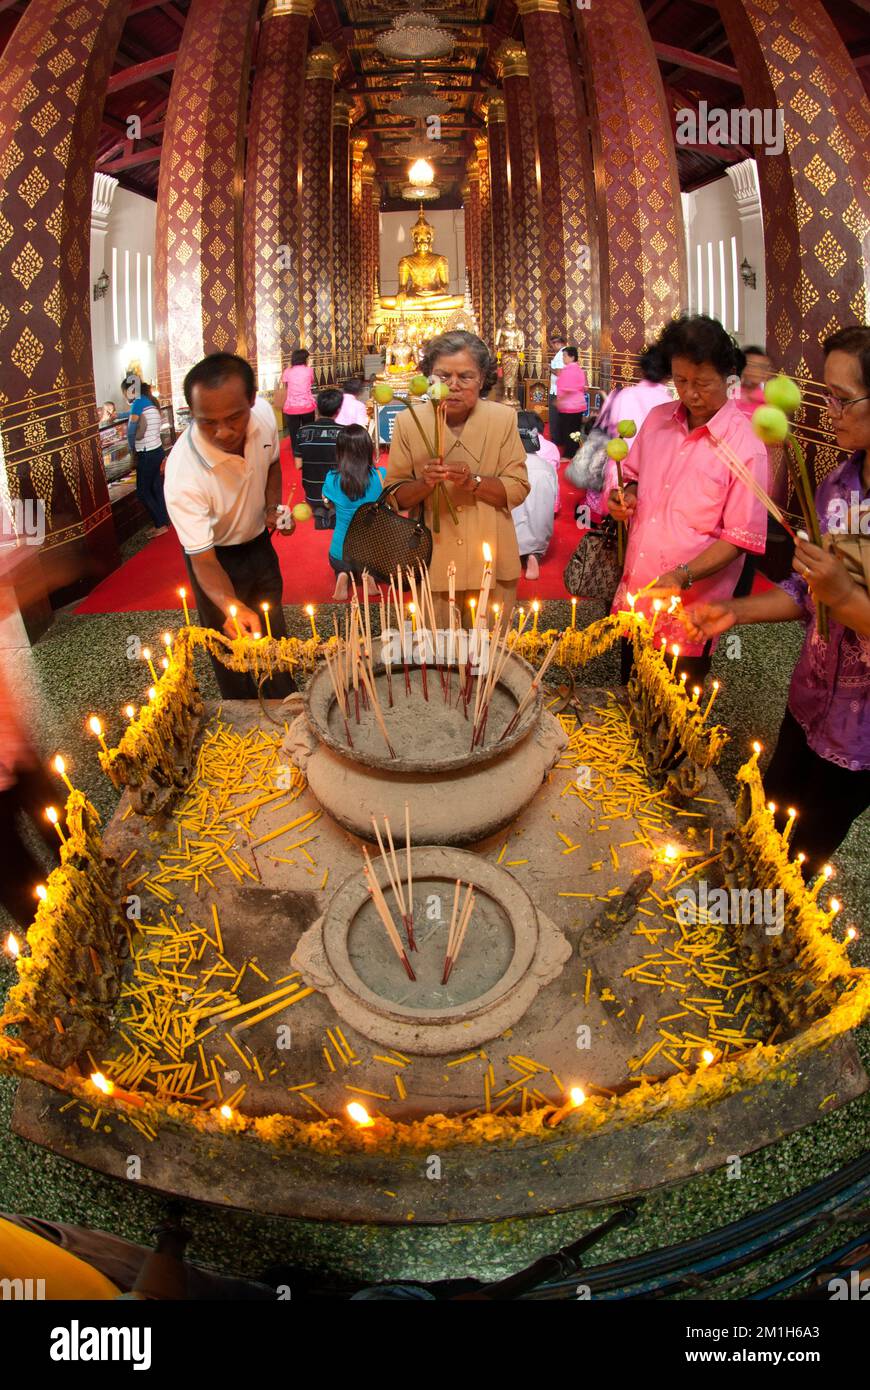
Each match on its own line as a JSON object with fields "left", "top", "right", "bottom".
{"left": 155, "top": 0, "right": 257, "bottom": 408}
{"left": 331, "top": 95, "right": 355, "bottom": 381}
{"left": 496, "top": 42, "right": 544, "bottom": 354}
{"left": 299, "top": 45, "right": 338, "bottom": 359}
{"left": 717, "top": 0, "right": 869, "bottom": 398}
{"left": 475, "top": 134, "right": 495, "bottom": 346}
{"left": 574, "top": 0, "right": 686, "bottom": 364}
{"left": 486, "top": 96, "right": 512, "bottom": 334}
{"left": 463, "top": 166, "right": 482, "bottom": 333}
{"left": 518, "top": 0, "right": 598, "bottom": 348}
{"left": 0, "top": 0, "right": 127, "bottom": 597}
{"left": 362, "top": 156, "right": 380, "bottom": 342}
{"left": 242, "top": 0, "right": 314, "bottom": 389}
{"left": 350, "top": 137, "right": 367, "bottom": 365}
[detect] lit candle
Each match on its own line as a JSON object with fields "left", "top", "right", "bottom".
{"left": 52, "top": 754, "right": 73, "bottom": 792}
{"left": 261, "top": 602, "right": 272, "bottom": 639}
{"left": 783, "top": 808, "right": 797, "bottom": 844}
{"left": 477, "top": 542, "right": 493, "bottom": 627}
{"left": 178, "top": 586, "right": 190, "bottom": 625}
{"left": 828, "top": 896, "right": 841, "bottom": 919}
{"left": 546, "top": 1085, "right": 586, "bottom": 1128}
{"left": 690, "top": 685, "right": 701, "bottom": 710}
{"left": 570, "top": 596, "right": 577, "bottom": 629}
{"left": 700, "top": 1048, "right": 716, "bottom": 1067}
{"left": 160, "top": 656, "right": 169, "bottom": 672}
{"left": 701, "top": 679, "right": 720, "bottom": 723}
{"left": 88, "top": 715, "right": 108, "bottom": 754}
{"left": 347, "top": 1101, "right": 374, "bottom": 1128}
{"left": 162, "top": 631, "right": 172, "bottom": 649}
{"left": 219, "top": 1104, "right": 233, "bottom": 1121}
{"left": 679, "top": 671, "right": 688, "bottom": 689}
{"left": 532, "top": 599, "right": 540, "bottom": 633}
{"left": 669, "top": 643, "right": 680, "bottom": 676}
{"left": 649, "top": 598, "right": 662, "bottom": 637}
{"left": 408, "top": 601, "right": 417, "bottom": 631}
{"left": 5, "top": 932, "right": 20, "bottom": 959}
{"left": 662, "top": 843, "right": 678, "bottom": 864}
{"left": 767, "top": 801, "right": 777, "bottom": 816}
{"left": 491, "top": 602, "right": 501, "bottom": 626}
{"left": 468, "top": 597, "right": 476, "bottom": 626}
{"left": 809, "top": 863, "right": 833, "bottom": 901}
{"left": 124, "top": 704, "right": 136, "bottom": 721}
{"left": 447, "top": 561, "right": 456, "bottom": 625}
{"left": 141, "top": 647, "right": 158, "bottom": 682}
{"left": 748, "top": 739, "right": 762, "bottom": 767}
{"left": 845, "top": 925, "right": 859, "bottom": 942}
{"left": 35, "top": 884, "right": 47, "bottom": 903}
{"left": 305, "top": 603, "right": 318, "bottom": 642}
{"left": 227, "top": 604, "right": 242, "bottom": 639}
{"left": 147, "top": 686, "right": 157, "bottom": 702}
{"left": 45, "top": 806, "right": 66, "bottom": 843}
{"left": 90, "top": 1071, "right": 114, "bottom": 1097}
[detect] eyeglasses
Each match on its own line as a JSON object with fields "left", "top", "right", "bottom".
{"left": 825, "top": 392, "right": 870, "bottom": 417}
{"left": 432, "top": 371, "right": 480, "bottom": 387}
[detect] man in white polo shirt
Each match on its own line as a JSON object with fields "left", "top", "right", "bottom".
{"left": 163, "top": 352, "right": 296, "bottom": 699}
{"left": 548, "top": 333, "right": 566, "bottom": 454}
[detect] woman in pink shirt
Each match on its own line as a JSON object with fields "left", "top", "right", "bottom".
{"left": 608, "top": 315, "right": 767, "bottom": 686}
{"left": 335, "top": 377, "right": 370, "bottom": 428}
{"left": 555, "top": 346, "right": 589, "bottom": 455}
{"left": 278, "top": 348, "right": 316, "bottom": 452}
{"left": 585, "top": 346, "right": 674, "bottom": 519}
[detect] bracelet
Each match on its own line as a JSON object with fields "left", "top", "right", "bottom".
{"left": 676, "top": 562, "right": 693, "bottom": 591}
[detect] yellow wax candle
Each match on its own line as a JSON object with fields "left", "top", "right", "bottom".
{"left": 87, "top": 715, "right": 108, "bottom": 754}
{"left": 123, "top": 704, "right": 136, "bottom": 721}
{"left": 669, "top": 644, "right": 680, "bottom": 677}
{"left": 701, "top": 679, "right": 720, "bottom": 722}
{"left": 52, "top": 754, "right": 73, "bottom": 792}
{"left": 141, "top": 647, "right": 158, "bottom": 682}
{"left": 227, "top": 604, "right": 242, "bottom": 639}
{"left": 783, "top": 807, "right": 797, "bottom": 844}
{"left": 261, "top": 602, "right": 272, "bottom": 639}
{"left": 809, "top": 863, "right": 833, "bottom": 901}
{"left": 650, "top": 598, "right": 662, "bottom": 637}
{"left": 305, "top": 603, "right": 318, "bottom": 641}
{"left": 532, "top": 599, "right": 540, "bottom": 633}
{"left": 571, "top": 597, "right": 577, "bottom": 629}
{"left": 45, "top": 806, "right": 66, "bottom": 843}
{"left": 408, "top": 602, "right": 417, "bottom": 631}
{"left": 178, "top": 587, "right": 191, "bottom": 625}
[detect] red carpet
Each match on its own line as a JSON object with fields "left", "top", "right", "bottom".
{"left": 75, "top": 441, "right": 587, "bottom": 613}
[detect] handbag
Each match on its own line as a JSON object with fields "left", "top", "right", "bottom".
{"left": 563, "top": 515, "right": 623, "bottom": 604}
{"left": 342, "top": 481, "right": 433, "bottom": 582}
{"left": 564, "top": 427, "right": 609, "bottom": 491}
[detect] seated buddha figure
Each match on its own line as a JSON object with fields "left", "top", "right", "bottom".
{"left": 385, "top": 322, "right": 417, "bottom": 373}
{"left": 381, "top": 208, "right": 463, "bottom": 313}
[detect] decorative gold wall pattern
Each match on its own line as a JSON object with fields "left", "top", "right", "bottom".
{"left": 0, "top": 0, "right": 126, "bottom": 593}
{"left": 486, "top": 97, "right": 513, "bottom": 334}
{"left": 242, "top": 1, "right": 313, "bottom": 385}
{"left": 155, "top": 0, "right": 257, "bottom": 406}
{"left": 497, "top": 44, "right": 545, "bottom": 350}
{"left": 299, "top": 46, "right": 338, "bottom": 354}
{"left": 331, "top": 96, "right": 355, "bottom": 378}
{"left": 350, "top": 139, "right": 368, "bottom": 363}
{"left": 574, "top": 0, "right": 686, "bottom": 358}
{"left": 463, "top": 165, "right": 482, "bottom": 334}
{"left": 475, "top": 133, "right": 495, "bottom": 346}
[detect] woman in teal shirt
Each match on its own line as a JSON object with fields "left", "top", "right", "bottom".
{"left": 322, "top": 424, "right": 384, "bottom": 599}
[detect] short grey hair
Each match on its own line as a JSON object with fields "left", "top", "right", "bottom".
{"left": 420, "top": 331, "right": 497, "bottom": 393}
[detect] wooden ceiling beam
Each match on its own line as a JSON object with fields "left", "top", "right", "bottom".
{"left": 106, "top": 52, "right": 179, "bottom": 94}
{"left": 653, "top": 41, "right": 740, "bottom": 84}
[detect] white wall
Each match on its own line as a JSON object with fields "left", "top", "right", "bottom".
{"left": 682, "top": 171, "right": 766, "bottom": 347}
{"left": 90, "top": 187, "right": 158, "bottom": 408}
{"left": 379, "top": 209, "right": 465, "bottom": 297}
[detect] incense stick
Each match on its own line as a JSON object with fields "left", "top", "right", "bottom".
{"left": 363, "top": 848, "right": 415, "bottom": 980}
{"left": 498, "top": 639, "right": 560, "bottom": 742}
{"left": 404, "top": 800, "right": 414, "bottom": 945}
{"left": 442, "top": 881, "right": 474, "bottom": 984}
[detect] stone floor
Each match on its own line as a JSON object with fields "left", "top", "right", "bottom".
{"left": 1, "top": 597, "right": 867, "bottom": 1285}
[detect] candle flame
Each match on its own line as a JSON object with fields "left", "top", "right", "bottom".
{"left": 88, "top": 715, "right": 103, "bottom": 737}
{"left": 671, "top": 644, "right": 680, "bottom": 657}
{"left": 468, "top": 598, "right": 476, "bottom": 611}
{"left": 178, "top": 587, "right": 186, "bottom": 598}
{"left": 219, "top": 1104, "right": 233, "bottom": 1120}
{"left": 846, "top": 926, "right": 858, "bottom": 942}
{"left": 701, "top": 1049, "right": 715, "bottom": 1066}
{"left": 692, "top": 686, "right": 701, "bottom": 700}
{"left": 407, "top": 602, "right": 415, "bottom": 614}
{"left": 45, "top": 806, "right": 58, "bottom": 825}
{"left": 124, "top": 705, "right": 136, "bottom": 720}
{"left": 767, "top": 801, "right": 776, "bottom": 814}
{"left": 829, "top": 897, "right": 841, "bottom": 915}
{"left": 91, "top": 1071, "right": 114, "bottom": 1095}
{"left": 796, "top": 852, "right": 806, "bottom": 865}
{"left": 786, "top": 807, "right": 796, "bottom": 819}
{"left": 148, "top": 686, "right": 157, "bottom": 701}
{"left": 713, "top": 680, "right": 720, "bottom": 691}
{"left": 347, "top": 1101, "right": 374, "bottom": 1127}
{"left": 482, "top": 542, "right": 492, "bottom": 563}
{"left": 162, "top": 632, "right": 172, "bottom": 647}
{"left": 141, "top": 646, "right": 151, "bottom": 661}
{"left": 822, "top": 863, "right": 833, "bottom": 880}
{"left": 53, "top": 754, "right": 66, "bottom": 776}
{"left": 6, "top": 933, "right": 20, "bottom": 959}
{"left": 161, "top": 656, "right": 169, "bottom": 670}
{"left": 663, "top": 843, "right": 678, "bottom": 862}
{"left": 304, "top": 604, "right": 314, "bottom": 617}
{"left": 261, "top": 602, "right": 270, "bottom": 612}
{"left": 532, "top": 599, "right": 540, "bottom": 613}
{"left": 35, "top": 884, "right": 47, "bottom": 901}
{"left": 652, "top": 599, "right": 662, "bottom": 613}
{"left": 752, "top": 741, "right": 762, "bottom": 755}
{"left": 679, "top": 671, "right": 687, "bottom": 685}
{"left": 569, "top": 1086, "right": 586, "bottom": 1107}
{"left": 626, "top": 592, "right": 636, "bottom": 609}
{"left": 228, "top": 604, "right": 238, "bottom": 617}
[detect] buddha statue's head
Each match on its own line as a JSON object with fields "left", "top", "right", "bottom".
{"left": 504, "top": 307, "right": 516, "bottom": 326}
{"left": 411, "top": 208, "right": 435, "bottom": 255}
{"left": 395, "top": 322, "right": 407, "bottom": 342}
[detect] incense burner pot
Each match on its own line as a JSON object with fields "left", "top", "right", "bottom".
{"left": 292, "top": 847, "right": 572, "bottom": 1054}
{"left": 283, "top": 651, "right": 567, "bottom": 846}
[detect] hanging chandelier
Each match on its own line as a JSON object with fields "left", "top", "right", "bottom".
{"left": 408, "top": 156, "right": 434, "bottom": 187}
{"left": 375, "top": 11, "right": 454, "bottom": 62}
{"left": 401, "top": 183, "right": 440, "bottom": 201}
{"left": 390, "top": 78, "right": 451, "bottom": 118}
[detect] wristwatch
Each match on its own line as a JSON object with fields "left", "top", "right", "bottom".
{"left": 471, "top": 474, "right": 483, "bottom": 493}
{"left": 676, "top": 562, "right": 693, "bottom": 591}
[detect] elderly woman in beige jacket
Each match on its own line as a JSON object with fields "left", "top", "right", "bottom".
{"left": 385, "top": 331, "right": 530, "bottom": 625}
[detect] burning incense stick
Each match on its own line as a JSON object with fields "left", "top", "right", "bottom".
{"left": 498, "top": 639, "right": 560, "bottom": 742}
{"left": 382, "top": 814, "right": 415, "bottom": 951}
{"left": 363, "top": 849, "right": 415, "bottom": 980}
{"left": 442, "top": 881, "right": 474, "bottom": 984}
{"left": 404, "top": 800, "right": 414, "bottom": 944}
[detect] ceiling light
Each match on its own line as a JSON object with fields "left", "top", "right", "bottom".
{"left": 376, "top": 12, "right": 454, "bottom": 62}
{"left": 408, "top": 157, "right": 434, "bottom": 187}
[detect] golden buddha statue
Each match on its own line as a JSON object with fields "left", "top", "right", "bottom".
{"left": 495, "top": 307, "right": 525, "bottom": 408}
{"left": 385, "top": 321, "right": 417, "bottom": 373}
{"left": 379, "top": 208, "right": 464, "bottom": 314}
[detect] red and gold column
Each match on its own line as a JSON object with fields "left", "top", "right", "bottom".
{"left": 155, "top": 0, "right": 257, "bottom": 408}
{"left": 242, "top": 0, "right": 314, "bottom": 389}
{"left": 463, "top": 163, "right": 482, "bottom": 334}
{"left": 362, "top": 155, "right": 381, "bottom": 341}
{"left": 350, "top": 137, "right": 368, "bottom": 365}
{"left": 717, "top": 0, "right": 869, "bottom": 398}
{"left": 299, "top": 44, "right": 339, "bottom": 361}
{"left": 475, "top": 134, "right": 495, "bottom": 346}
{"left": 496, "top": 42, "right": 545, "bottom": 355}
{"left": 517, "top": 0, "right": 598, "bottom": 348}
{"left": 574, "top": 0, "right": 686, "bottom": 363}
{"left": 331, "top": 95, "right": 355, "bottom": 380}
{"left": 0, "top": 0, "right": 127, "bottom": 595}
{"left": 486, "top": 96, "right": 512, "bottom": 334}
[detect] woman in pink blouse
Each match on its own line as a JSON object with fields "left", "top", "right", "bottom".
{"left": 278, "top": 348, "right": 316, "bottom": 452}
{"left": 608, "top": 315, "right": 768, "bottom": 686}
{"left": 555, "top": 346, "right": 589, "bottom": 455}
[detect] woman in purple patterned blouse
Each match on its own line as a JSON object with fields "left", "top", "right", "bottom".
{"left": 685, "top": 326, "right": 870, "bottom": 874}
